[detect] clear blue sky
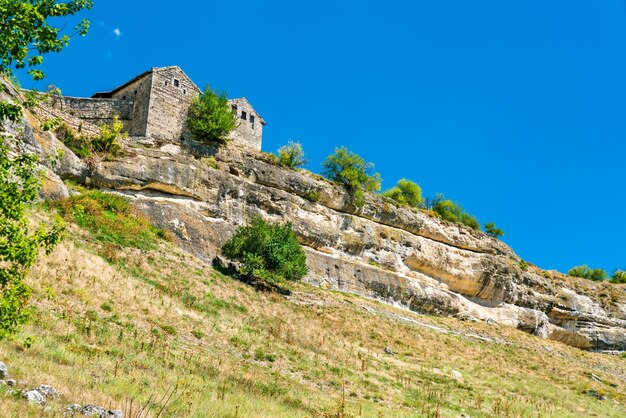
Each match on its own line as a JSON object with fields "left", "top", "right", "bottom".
{"left": 21, "top": 1, "right": 626, "bottom": 274}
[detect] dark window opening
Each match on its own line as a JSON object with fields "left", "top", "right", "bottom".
{"left": 134, "top": 90, "right": 137, "bottom": 95}
{"left": 250, "top": 115, "right": 255, "bottom": 124}
{"left": 183, "top": 89, "right": 187, "bottom": 94}
{"left": 165, "top": 81, "right": 168, "bottom": 86}
{"left": 173, "top": 79, "right": 180, "bottom": 87}
{"left": 241, "top": 111, "right": 247, "bottom": 120}
{"left": 122, "top": 96, "right": 127, "bottom": 100}
{"left": 231, "top": 105, "right": 237, "bottom": 113}
{"left": 251, "top": 123, "right": 255, "bottom": 130}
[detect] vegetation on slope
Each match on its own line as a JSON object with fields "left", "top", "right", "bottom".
{"left": 0, "top": 202, "right": 624, "bottom": 417}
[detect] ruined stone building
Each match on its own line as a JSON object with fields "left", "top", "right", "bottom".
{"left": 47, "top": 66, "right": 265, "bottom": 150}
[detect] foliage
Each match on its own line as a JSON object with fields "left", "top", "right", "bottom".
{"left": 567, "top": 265, "right": 609, "bottom": 282}
{"left": 430, "top": 194, "right": 480, "bottom": 231}
{"left": 610, "top": 270, "right": 626, "bottom": 284}
{"left": 484, "top": 221, "right": 504, "bottom": 238}
{"left": 55, "top": 117, "right": 126, "bottom": 158}
{"left": 92, "top": 115, "right": 127, "bottom": 154}
{"left": 0, "top": 142, "right": 65, "bottom": 340}
{"left": 201, "top": 156, "right": 219, "bottom": 169}
{"left": 221, "top": 216, "right": 308, "bottom": 286}
{"left": 519, "top": 260, "right": 529, "bottom": 271}
{"left": 381, "top": 178, "right": 422, "bottom": 208}
{"left": 53, "top": 190, "right": 167, "bottom": 250}
{"left": 0, "top": 0, "right": 92, "bottom": 81}
{"left": 321, "top": 146, "right": 381, "bottom": 208}
{"left": 277, "top": 141, "right": 307, "bottom": 169}
{"left": 41, "top": 116, "right": 63, "bottom": 132}
{"left": 304, "top": 189, "right": 321, "bottom": 203}
{"left": 187, "top": 85, "right": 236, "bottom": 144}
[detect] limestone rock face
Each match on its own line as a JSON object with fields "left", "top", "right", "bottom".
{"left": 9, "top": 86, "right": 626, "bottom": 352}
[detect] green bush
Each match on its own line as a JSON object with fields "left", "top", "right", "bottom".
{"left": 55, "top": 117, "right": 126, "bottom": 158}
{"left": 382, "top": 179, "right": 423, "bottom": 208}
{"left": 610, "top": 270, "right": 626, "bottom": 284}
{"left": 187, "top": 85, "right": 236, "bottom": 144}
{"left": 431, "top": 195, "right": 480, "bottom": 231}
{"left": 221, "top": 216, "right": 308, "bottom": 286}
{"left": 92, "top": 115, "right": 126, "bottom": 154}
{"left": 484, "top": 222, "right": 504, "bottom": 238}
{"left": 304, "top": 189, "right": 321, "bottom": 203}
{"left": 321, "top": 147, "right": 381, "bottom": 208}
{"left": 568, "top": 265, "right": 608, "bottom": 282}
{"left": 278, "top": 141, "right": 307, "bottom": 169}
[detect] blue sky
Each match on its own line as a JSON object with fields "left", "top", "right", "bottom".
{"left": 21, "top": 1, "right": 626, "bottom": 274}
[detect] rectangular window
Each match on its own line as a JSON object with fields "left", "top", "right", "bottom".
{"left": 241, "top": 111, "right": 247, "bottom": 120}
{"left": 231, "top": 105, "right": 237, "bottom": 113}
{"left": 250, "top": 115, "right": 255, "bottom": 124}
{"left": 174, "top": 79, "right": 180, "bottom": 87}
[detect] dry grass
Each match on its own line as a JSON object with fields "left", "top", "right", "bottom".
{"left": 0, "top": 210, "right": 625, "bottom": 417}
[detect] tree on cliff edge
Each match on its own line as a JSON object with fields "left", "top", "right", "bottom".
{"left": 187, "top": 85, "right": 236, "bottom": 144}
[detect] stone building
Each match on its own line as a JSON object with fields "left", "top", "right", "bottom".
{"left": 50, "top": 66, "right": 264, "bottom": 150}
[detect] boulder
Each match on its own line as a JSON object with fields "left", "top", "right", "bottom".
{"left": 23, "top": 390, "right": 46, "bottom": 405}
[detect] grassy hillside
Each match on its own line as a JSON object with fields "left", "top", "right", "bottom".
{"left": 0, "top": 193, "right": 624, "bottom": 417}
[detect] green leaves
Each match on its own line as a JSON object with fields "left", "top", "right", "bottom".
{"left": 0, "top": 142, "right": 65, "bottom": 340}
{"left": 484, "top": 222, "right": 504, "bottom": 239}
{"left": 382, "top": 179, "right": 423, "bottom": 208}
{"left": 431, "top": 195, "right": 480, "bottom": 231}
{"left": 222, "top": 217, "right": 308, "bottom": 286}
{"left": 277, "top": 141, "right": 307, "bottom": 169}
{"left": 568, "top": 265, "right": 608, "bottom": 282}
{"left": 0, "top": 0, "right": 93, "bottom": 80}
{"left": 322, "top": 147, "right": 381, "bottom": 208}
{"left": 187, "top": 85, "right": 236, "bottom": 144}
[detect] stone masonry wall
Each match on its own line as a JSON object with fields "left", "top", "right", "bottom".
{"left": 145, "top": 68, "right": 199, "bottom": 141}
{"left": 228, "top": 98, "right": 262, "bottom": 151}
{"left": 53, "top": 97, "right": 133, "bottom": 128}
{"left": 109, "top": 75, "right": 152, "bottom": 137}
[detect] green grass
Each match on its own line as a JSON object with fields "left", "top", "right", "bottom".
{"left": 52, "top": 190, "right": 167, "bottom": 250}
{"left": 0, "top": 208, "right": 624, "bottom": 417}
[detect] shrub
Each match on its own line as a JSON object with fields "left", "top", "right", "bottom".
{"left": 382, "top": 179, "right": 423, "bottom": 208}
{"left": 277, "top": 141, "right": 307, "bottom": 169}
{"left": 92, "top": 115, "right": 127, "bottom": 154}
{"left": 221, "top": 216, "right": 308, "bottom": 285}
{"left": 187, "top": 85, "right": 236, "bottom": 144}
{"left": 610, "top": 270, "right": 626, "bottom": 284}
{"left": 519, "top": 260, "right": 529, "bottom": 271}
{"left": 321, "top": 147, "right": 381, "bottom": 208}
{"left": 484, "top": 222, "right": 504, "bottom": 239}
{"left": 431, "top": 195, "right": 480, "bottom": 231}
{"left": 304, "top": 189, "right": 321, "bottom": 203}
{"left": 568, "top": 265, "right": 608, "bottom": 282}
{"left": 0, "top": 142, "right": 65, "bottom": 340}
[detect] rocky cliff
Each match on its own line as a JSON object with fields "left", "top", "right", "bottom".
{"left": 5, "top": 80, "right": 626, "bottom": 352}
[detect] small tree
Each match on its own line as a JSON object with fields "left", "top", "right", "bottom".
{"left": 187, "top": 85, "right": 236, "bottom": 144}
{"left": 610, "top": 270, "right": 626, "bottom": 284}
{"left": 0, "top": 143, "right": 64, "bottom": 340}
{"left": 277, "top": 141, "right": 307, "bottom": 169}
{"left": 568, "top": 265, "right": 608, "bottom": 281}
{"left": 221, "top": 217, "right": 308, "bottom": 286}
{"left": 484, "top": 221, "right": 504, "bottom": 238}
{"left": 431, "top": 196, "right": 480, "bottom": 231}
{"left": 382, "top": 179, "right": 422, "bottom": 207}
{"left": 322, "top": 146, "right": 381, "bottom": 208}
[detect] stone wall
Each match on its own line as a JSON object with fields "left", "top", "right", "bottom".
{"left": 228, "top": 98, "right": 263, "bottom": 151}
{"left": 145, "top": 67, "right": 199, "bottom": 141}
{"left": 51, "top": 97, "right": 133, "bottom": 129}
{"left": 109, "top": 75, "right": 152, "bottom": 137}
